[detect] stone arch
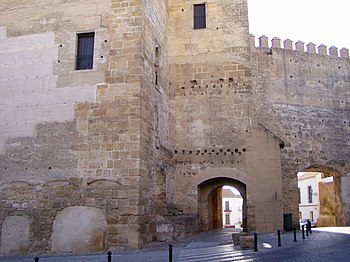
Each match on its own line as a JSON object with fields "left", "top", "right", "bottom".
{"left": 194, "top": 167, "right": 248, "bottom": 186}
{"left": 198, "top": 175, "right": 247, "bottom": 232}
{"left": 51, "top": 206, "right": 107, "bottom": 253}
{"left": 300, "top": 165, "right": 345, "bottom": 226}
{"left": 303, "top": 165, "right": 342, "bottom": 178}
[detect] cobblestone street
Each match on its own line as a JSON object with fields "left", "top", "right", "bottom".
{"left": 0, "top": 227, "right": 349, "bottom": 262}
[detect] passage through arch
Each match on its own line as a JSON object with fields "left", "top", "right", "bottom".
{"left": 198, "top": 177, "right": 247, "bottom": 232}
{"left": 297, "top": 167, "right": 345, "bottom": 227}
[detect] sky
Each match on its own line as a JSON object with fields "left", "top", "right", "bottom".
{"left": 248, "top": 0, "right": 350, "bottom": 49}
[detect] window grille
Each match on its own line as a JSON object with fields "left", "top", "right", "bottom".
{"left": 225, "top": 214, "right": 230, "bottom": 224}
{"left": 76, "top": 33, "right": 95, "bottom": 70}
{"left": 194, "top": 4, "right": 206, "bottom": 29}
{"left": 225, "top": 201, "right": 230, "bottom": 211}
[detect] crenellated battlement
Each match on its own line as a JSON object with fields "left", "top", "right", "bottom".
{"left": 250, "top": 34, "right": 349, "bottom": 59}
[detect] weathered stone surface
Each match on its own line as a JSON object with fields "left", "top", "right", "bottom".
{"left": 232, "top": 233, "right": 240, "bottom": 246}
{"left": 239, "top": 235, "right": 254, "bottom": 250}
{"left": 0, "top": 0, "right": 349, "bottom": 256}
{"left": 0, "top": 216, "right": 30, "bottom": 254}
{"left": 51, "top": 206, "right": 107, "bottom": 253}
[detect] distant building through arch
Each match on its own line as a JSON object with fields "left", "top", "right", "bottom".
{"left": 222, "top": 186, "right": 243, "bottom": 228}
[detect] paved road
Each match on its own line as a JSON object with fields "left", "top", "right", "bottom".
{"left": 1, "top": 227, "right": 350, "bottom": 261}
{"left": 254, "top": 228, "right": 350, "bottom": 262}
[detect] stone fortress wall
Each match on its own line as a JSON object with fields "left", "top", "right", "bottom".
{"left": 0, "top": 0, "right": 172, "bottom": 254}
{"left": 168, "top": 0, "right": 284, "bottom": 234}
{"left": 250, "top": 35, "right": 350, "bottom": 226}
{"left": 0, "top": 0, "right": 349, "bottom": 256}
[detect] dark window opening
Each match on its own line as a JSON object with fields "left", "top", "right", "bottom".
{"left": 225, "top": 201, "right": 230, "bottom": 211}
{"left": 154, "top": 47, "right": 160, "bottom": 87}
{"left": 308, "top": 186, "right": 313, "bottom": 203}
{"left": 225, "top": 214, "right": 230, "bottom": 225}
{"left": 194, "top": 4, "right": 206, "bottom": 29}
{"left": 76, "top": 33, "right": 95, "bottom": 70}
{"left": 155, "top": 71, "right": 158, "bottom": 86}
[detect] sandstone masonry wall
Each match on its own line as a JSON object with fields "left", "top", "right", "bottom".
{"left": 251, "top": 35, "right": 350, "bottom": 225}
{"left": 168, "top": 0, "right": 284, "bottom": 233}
{"left": 138, "top": 0, "right": 175, "bottom": 243}
{"left": 0, "top": 0, "right": 349, "bottom": 256}
{"left": 0, "top": 0, "right": 147, "bottom": 253}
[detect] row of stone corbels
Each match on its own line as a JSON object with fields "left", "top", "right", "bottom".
{"left": 250, "top": 34, "right": 349, "bottom": 58}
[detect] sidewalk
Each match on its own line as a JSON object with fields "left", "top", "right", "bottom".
{"left": 0, "top": 228, "right": 347, "bottom": 262}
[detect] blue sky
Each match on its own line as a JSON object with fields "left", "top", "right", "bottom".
{"left": 248, "top": 0, "right": 350, "bottom": 50}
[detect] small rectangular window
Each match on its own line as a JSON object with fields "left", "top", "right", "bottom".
{"left": 225, "top": 201, "right": 230, "bottom": 211}
{"left": 194, "top": 4, "right": 206, "bottom": 29}
{"left": 225, "top": 214, "right": 230, "bottom": 225}
{"left": 76, "top": 33, "right": 95, "bottom": 70}
{"left": 308, "top": 186, "right": 313, "bottom": 203}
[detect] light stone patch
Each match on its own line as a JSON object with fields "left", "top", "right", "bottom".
{"left": 51, "top": 206, "right": 107, "bottom": 252}
{"left": 0, "top": 26, "right": 6, "bottom": 39}
{"left": 0, "top": 30, "right": 96, "bottom": 153}
{"left": 0, "top": 216, "right": 30, "bottom": 254}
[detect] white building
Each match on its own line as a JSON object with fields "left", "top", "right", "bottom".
{"left": 298, "top": 172, "right": 323, "bottom": 223}
{"left": 222, "top": 187, "right": 243, "bottom": 228}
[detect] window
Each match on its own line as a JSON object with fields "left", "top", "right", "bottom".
{"left": 310, "top": 211, "right": 314, "bottom": 221}
{"left": 154, "top": 47, "right": 160, "bottom": 87}
{"left": 308, "top": 186, "right": 313, "bottom": 203}
{"left": 298, "top": 188, "right": 301, "bottom": 203}
{"left": 194, "top": 4, "right": 206, "bottom": 29}
{"left": 225, "top": 201, "right": 230, "bottom": 211}
{"left": 225, "top": 214, "right": 230, "bottom": 225}
{"left": 76, "top": 33, "right": 95, "bottom": 70}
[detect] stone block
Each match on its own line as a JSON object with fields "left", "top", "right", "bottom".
{"left": 239, "top": 235, "right": 254, "bottom": 250}
{"left": 232, "top": 233, "right": 240, "bottom": 245}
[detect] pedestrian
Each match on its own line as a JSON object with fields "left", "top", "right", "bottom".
{"left": 307, "top": 220, "right": 312, "bottom": 234}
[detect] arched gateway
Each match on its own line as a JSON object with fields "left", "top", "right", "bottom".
{"left": 198, "top": 177, "right": 247, "bottom": 232}
{"left": 1, "top": 0, "right": 349, "bottom": 256}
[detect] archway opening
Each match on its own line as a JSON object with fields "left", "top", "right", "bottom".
{"left": 297, "top": 168, "right": 343, "bottom": 227}
{"left": 198, "top": 177, "right": 247, "bottom": 232}
{"left": 222, "top": 186, "right": 243, "bottom": 229}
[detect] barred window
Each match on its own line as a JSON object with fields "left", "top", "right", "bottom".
{"left": 194, "top": 4, "right": 206, "bottom": 29}
{"left": 76, "top": 33, "right": 95, "bottom": 70}
{"left": 225, "top": 214, "right": 230, "bottom": 225}
{"left": 225, "top": 201, "right": 230, "bottom": 211}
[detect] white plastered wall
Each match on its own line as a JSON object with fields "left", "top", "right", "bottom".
{"left": 0, "top": 27, "right": 96, "bottom": 153}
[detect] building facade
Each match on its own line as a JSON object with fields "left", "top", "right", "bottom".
{"left": 298, "top": 172, "right": 323, "bottom": 223}
{"left": 298, "top": 172, "right": 339, "bottom": 227}
{"left": 0, "top": 0, "right": 349, "bottom": 255}
{"left": 222, "top": 188, "right": 243, "bottom": 228}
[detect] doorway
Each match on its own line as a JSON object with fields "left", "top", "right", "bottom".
{"left": 222, "top": 186, "right": 243, "bottom": 229}
{"left": 198, "top": 177, "right": 247, "bottom": 232}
